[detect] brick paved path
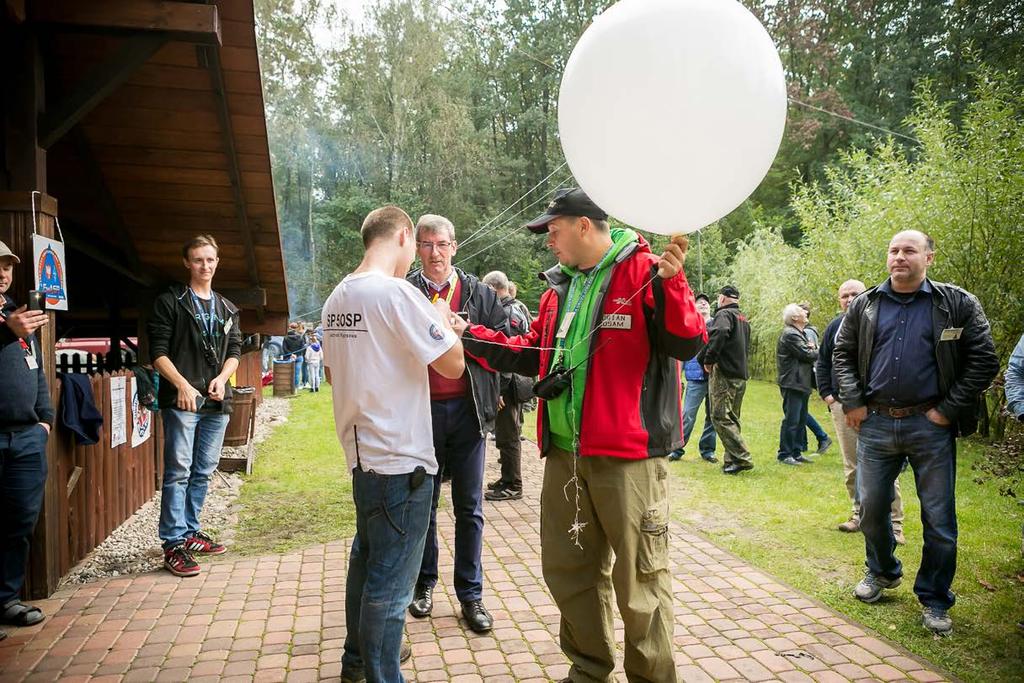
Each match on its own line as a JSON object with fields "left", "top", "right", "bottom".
{"left": 0, "top": 440, "right": 950, "bottom": 682}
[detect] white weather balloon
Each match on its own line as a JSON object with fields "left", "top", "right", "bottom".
{"left": 558, "top": 0, "right": 787, "bottom": 235}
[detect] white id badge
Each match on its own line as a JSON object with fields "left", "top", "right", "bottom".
{"left": 556, "top": 311, "right": 576, "bottom": 339}
{"left": 224, "top": 317, "right": 234, "bottom": 335}
{"left": 940, "top": 327, "right": 963, "bottom": 341}
{"left": 25, "top": 354, "right": 38, "bottom": 369}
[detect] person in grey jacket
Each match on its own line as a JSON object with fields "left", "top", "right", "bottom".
{"left": 776, "top": 304, "right": 817, "bottom": 465}
{"left": 833, "top": 230, "right": 999, "bottom": 635}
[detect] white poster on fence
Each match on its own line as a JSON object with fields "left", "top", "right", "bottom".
{"left": 130, "top": 376, "right": 152, "bottom": 447}
{"left": 110, "top": 375, "right": 127, "bottom": 448}
{"left": 31, "top": 233, "right": 69, "bottom": 311}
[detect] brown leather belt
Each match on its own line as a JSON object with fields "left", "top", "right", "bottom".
{"left": 868, "top": 401, "right": 938, "bottom": 418}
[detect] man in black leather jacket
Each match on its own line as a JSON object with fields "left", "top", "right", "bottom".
{"left": 833, "top": 230, "right": 998, "bottom": 635}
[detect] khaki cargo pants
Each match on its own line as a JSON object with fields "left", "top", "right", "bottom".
{"left": 541, "top": 447, "right": 676, "bottom": 683}
{"left": 828, "top": 402, "right": 905, "bottom": 526}
{"left": 709, "top": 369, "right": 752, "bottom": 466}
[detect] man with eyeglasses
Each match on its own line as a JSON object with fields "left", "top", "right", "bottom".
{"left": 405, "top": 214, "right": 509, "bottom": 634}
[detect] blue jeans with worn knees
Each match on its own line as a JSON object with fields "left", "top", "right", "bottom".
{"left": 159, "top": 408, "right": 230, "bottom": 549}
{"left": 857, "top": 411, "right": 957, "bottom": 610}
{"left": 342, "top": 469, "right": 434, "bottom": 683}
{"left": 0, "top": 426, "right": 48, "bottom": 606}
{"left": 682, "top": 380, "right": 716, "bottom": 456}
{"left": 778, "top": 388, "right": 809, "bottom": 460}
{"left": 418, "top": 397, "right": 486, "bottom": 602}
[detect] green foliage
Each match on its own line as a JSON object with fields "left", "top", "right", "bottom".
{"left": 664, "top": 380, "right": 1024, "bottom": 683}
{"left": 233, "top": 391, "right": 355, "bottom": 556}
{"left": 730, "top": 69, "right": 1024, "bottom": 380}
{"left": 256, "top": 0, "right": 1024, "bottom": 330}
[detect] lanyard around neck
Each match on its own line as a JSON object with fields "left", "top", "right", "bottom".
{"left": 428, "top": 271, "right": 458, "bottom": 305}
{"left": 189, "top": 288, "right": 218, "bottom": 338}
{"left": 554, "top": 244, "right": 616, "bottom": 358}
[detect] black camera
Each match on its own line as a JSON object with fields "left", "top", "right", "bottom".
{"left": 533, "top": 366, "right": 573, "bottom": 400}
{"left": 27, "top": 290, "right": 44, "bottom": 311}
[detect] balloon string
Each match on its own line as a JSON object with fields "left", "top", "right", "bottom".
{"left": 454, "top": 174, "right": 574, "bottom": 265}
{"left": 459, "top": 162, "right": 569, "bottom": 248}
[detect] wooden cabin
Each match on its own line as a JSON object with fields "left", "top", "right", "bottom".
{"left": 1, "top": 0, "right": 287, "bottom": 597}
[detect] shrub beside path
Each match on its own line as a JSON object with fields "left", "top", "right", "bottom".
{"left": 0, "top": 439, "right": 951, "bottom": 682}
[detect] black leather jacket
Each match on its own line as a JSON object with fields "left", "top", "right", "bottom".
{"left": 833, "top": 278, "right": 999, "bottom": 437}
{"left": 407, "top": 267, "right": 509, "bottom": 434}
{"left": 696, "top": 303, "right": 750, "bottom": 380}
{"left": 776, "top": 325, "right": 817, "bottom": 394}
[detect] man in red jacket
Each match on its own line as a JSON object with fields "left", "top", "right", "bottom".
{"left": 452, "top": 188, "right": 706, "bottom": 683}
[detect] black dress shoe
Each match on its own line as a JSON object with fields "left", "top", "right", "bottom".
{"left": 461, "top": 599, "right": 493, "bottom": 633}
{"left": 408, "top": 584, "right": 433, "bottom": 618}
{"left": 722, "top": 463, "right": 753, "bottom": 475}
{"left": 794, "top": 454, "right": 814, "bottom": 464}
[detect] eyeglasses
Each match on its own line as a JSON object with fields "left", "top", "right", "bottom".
{"left": 417, "top": 241, "right": 453, "bottom": 251}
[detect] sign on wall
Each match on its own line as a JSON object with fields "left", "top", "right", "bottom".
{"left": 130, "top": 377, "right": 152, "bottom": 447}
{"left": 110, "top": 376, "right": 127, "bottom": 448}
{"left": 32, "top": 234, "right": 68, "bottom": 311}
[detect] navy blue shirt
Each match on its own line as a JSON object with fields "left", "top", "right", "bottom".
{"left": 867, "top": 279, "right": 940, "bottom": 406}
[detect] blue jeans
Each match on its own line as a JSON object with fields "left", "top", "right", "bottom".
{"left": 799, "top": 411, "right": 829, "bottom": 452}
{"left": 159, "top": 409, "right": 230, "bottom": 549}
{"left": 682, "top": 380, "right": 716, "bottom": 456}
{"left": 417, "top": 397, "right": 485, "bottom": 602}
{"left": 342, "top": 468, "right": 434, "bottom": 683}
{"left": 857, "top": 411, "right": 957, "bottom": 610}
{"left": 778, "top": 388, "right": 809, "bottom": 460}
{"left": 0, "top": 426, "right": 48, "bottom": 606}
{"left": 292, "top": 355, "right": 304, "bottom": 388}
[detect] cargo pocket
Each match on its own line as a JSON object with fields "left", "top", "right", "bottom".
{"left": 637, "top": 497, "right": 669, "bottom": 580}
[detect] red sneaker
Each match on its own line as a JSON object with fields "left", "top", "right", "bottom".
{"left": 183, "top": 531, "right": 227, "bottom": 555}
{"left": 164, "top": 545, "right": 200, "bottom": 577}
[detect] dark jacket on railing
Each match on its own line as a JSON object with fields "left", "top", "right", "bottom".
{"left": 833, "top": 278, "right": 1000, "bottom": 437}
{"left": 147, "top": 284, "right": 242, "bottom": 413}
{"left": 0, "top": 294, "right": 54, "bottom": 432}
{"left": 776, "top": 324, "right": 817, "bottom": 394}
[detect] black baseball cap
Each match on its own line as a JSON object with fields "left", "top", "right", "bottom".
{"left": 525, "top": 187, "right": 609, "bottom": 233}
{"left": 720, "top": 285, "right": 740, "bottom": 299}
{"left": 694, "top": 292, "right": 710, "bottom": 304}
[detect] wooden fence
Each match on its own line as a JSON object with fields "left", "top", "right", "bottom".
{"left": 25, "top": 349, "right": 263, "bottom": 596}
{"left": 25, "top": 370, "right": 162, "bottom": 595}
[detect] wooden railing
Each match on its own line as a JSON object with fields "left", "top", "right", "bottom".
{"left": 26, "top": 370, "right": 162, "bottom": 594}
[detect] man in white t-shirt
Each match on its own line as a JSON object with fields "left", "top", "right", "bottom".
{"left": 323, "top": 205, "right": 465, "bottom": 683}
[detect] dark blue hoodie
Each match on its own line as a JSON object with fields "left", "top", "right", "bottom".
{"left": 0, "top": 294, "right": 54, "bottom": 432}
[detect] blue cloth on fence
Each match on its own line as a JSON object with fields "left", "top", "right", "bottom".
{"left": 58, "top": 373, "right": 105, "bottom": 445}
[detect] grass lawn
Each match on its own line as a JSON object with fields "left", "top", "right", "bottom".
{"left": 232, "top": 390, "right": 356, "bottom": 556}
{"left": 246, "top": 383, "right": 1022, "bottom": 681}
{"left": 524, "top": 379, "right": 1023, "bottom": 681}
{"left": 661, "top": 379, "right": 1022, "bottom": 683}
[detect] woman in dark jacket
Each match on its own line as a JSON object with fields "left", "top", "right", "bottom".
{"left": 777, "top": 303, "right": 818, "bottom": 465}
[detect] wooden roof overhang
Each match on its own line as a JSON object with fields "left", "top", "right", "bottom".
{"left": 15, "top": 0, "right": 288, "bottom": 334}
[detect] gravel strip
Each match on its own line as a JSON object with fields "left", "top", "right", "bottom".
{"left": 61, "top": 395, "right": 292, "bottom": 584}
